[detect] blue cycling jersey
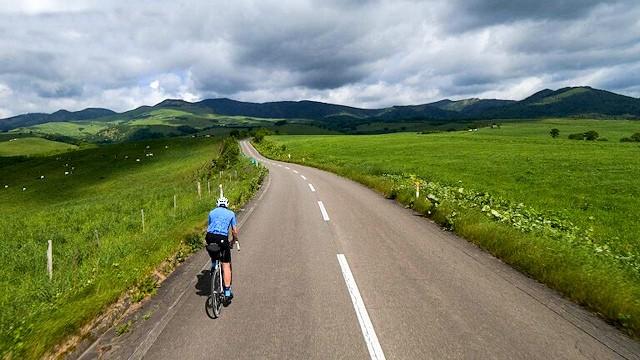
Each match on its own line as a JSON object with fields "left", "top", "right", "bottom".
{"left": 207, "top": 207, "right": 237, "bottom": 235}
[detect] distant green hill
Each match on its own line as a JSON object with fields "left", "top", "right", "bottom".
{"left": 481, "top": 87, "right": 640, "bottom": 119}
{"left": 0, "top": 108, "right": 115, "bottom": 131}
{"left": 2, "top": 86, "right": 639, "bottom": 137}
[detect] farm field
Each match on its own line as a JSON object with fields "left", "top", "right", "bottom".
{"left": 0, "top": 137, "right": 78, "bottom": 156}
{"left": 255, "top": 118, "right": 640, "bottom": 337}
{"left": 0, "top": 137, "right": 265, "bottom": 359}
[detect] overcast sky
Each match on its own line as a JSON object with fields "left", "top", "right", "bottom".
{"left": 0, "top": 0, "right": 638, "bottom": 117}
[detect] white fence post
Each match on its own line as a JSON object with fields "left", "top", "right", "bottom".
{"left": 141, "top": 209, "right": 145, "bottom": 232}
{"left": 173, "top": 194, "right": 177, "bottom": 214}
{"left": 416, "top": 182, "right": 420, "bottom": 199}
{"left": 47, "top": 240, "right": 53, "bottom": 280}
{"left": 197, "top": 181, "right": 202, "bottom": 199}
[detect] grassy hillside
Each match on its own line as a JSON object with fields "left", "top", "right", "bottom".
{"left": 0, "top": 137, "right": 78, "bottom": 157}
{"left": 7, "top": 107, "right": 332, "bottom": 143}
{"left": 0, "top": 137, "right": 265, "bottom": 359}
{"left": 255, "top": 118, "right": 640, "bottom": 337}
{"left": 0, "top": 108, "right": 115, "bottom": 132}
{"left": 12, "top": 121, "right": 111, "bottom": 138}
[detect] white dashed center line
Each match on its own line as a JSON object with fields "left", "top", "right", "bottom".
{"left": 337, "top": 254, "right": 386, "bottom": 360}
{"left": 300, "top": 175, "right": 307, "bottom": 180}
{"left": 317, "top": 201, "right": 330, "bottom": 221}
{"left": 308, "top": 183, "right": 316, "bottom": 192}
{"left": 284, "top": 166, "right": 290, "bottom": 170}
{"left": 293, "top": 169, "right": 299, "bottom": 174}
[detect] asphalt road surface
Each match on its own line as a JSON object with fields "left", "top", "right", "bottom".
{"left": 81, "top": 140, "right": 640, "bottom": 360}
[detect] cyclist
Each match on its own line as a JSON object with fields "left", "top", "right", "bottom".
{"left": 206, "top": 195, "right": 238, "bottom": 303}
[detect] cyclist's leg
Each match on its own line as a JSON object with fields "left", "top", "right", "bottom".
{"left": 222, "top": 263, "right": 231, "bottom": 287}
{"left": 221, "top": 247, "right": 232, "bottom": 288}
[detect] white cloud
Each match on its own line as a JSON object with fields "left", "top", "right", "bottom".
{"left": 0, "top": 0, "right": 638, "bottom": 117}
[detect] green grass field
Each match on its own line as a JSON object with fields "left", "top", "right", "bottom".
{"left": 255, "top": 118, "right": 640, "bottom": 337}
{"left": 0, "top": 137, "right": 265, "bottom": 359}
{"left": 0, "top": 137, "right": 78, "bottom": 156}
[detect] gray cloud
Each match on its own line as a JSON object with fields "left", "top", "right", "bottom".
{"left": 0, "top": 0, "right": 638, "bottom": 117}
{"left": 447, "top": 0, "right": 615, "bottom": 29}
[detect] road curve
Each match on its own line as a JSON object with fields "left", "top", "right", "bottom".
{"left": 88, "top": 140, "right": 640, "bottom": 359}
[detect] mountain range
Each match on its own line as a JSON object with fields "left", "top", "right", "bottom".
{"left": 2, "top": 86, "right": 639, "bottom": 133}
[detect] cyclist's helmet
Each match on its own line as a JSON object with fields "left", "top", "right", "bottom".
{"left": 216, "top": 196, "right": 229, "bottom": 208}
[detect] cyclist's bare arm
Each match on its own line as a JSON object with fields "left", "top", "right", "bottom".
{"left": 231, "top": 226, "right": 238, "bottom": 241}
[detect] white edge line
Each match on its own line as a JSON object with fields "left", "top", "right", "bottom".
{"left": 300, "top": 175, "right": 307, "bottom": 180}
{"left": 337, "top": 254, "right": 386, "bottom": 360}
{"left": 308, "top": 183, "right": 316, "bottom": 192}
{"left": 317, "top": 201, "right": 330, "bottom": 221}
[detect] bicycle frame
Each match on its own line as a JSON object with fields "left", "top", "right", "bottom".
{"left": 212, "top": 259, "right": 224, "bottom": 293}
{"left": 206, "top": 240, "right": 239, "bottom": 318}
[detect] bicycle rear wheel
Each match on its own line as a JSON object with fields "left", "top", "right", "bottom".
{"left": 205, "top": 264, "right": 222, "bottom": 318}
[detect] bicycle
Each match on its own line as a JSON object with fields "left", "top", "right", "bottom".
{"left": 205, "top": 240, "right": 240, "bottom": 319}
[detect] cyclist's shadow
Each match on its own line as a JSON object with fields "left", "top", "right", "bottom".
{"left": 195, "top": 269, "right": 212, "bottom": 296}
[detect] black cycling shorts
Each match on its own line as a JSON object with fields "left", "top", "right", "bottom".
{"left": 205, "top": 232, "right": 232, "bottom": 263}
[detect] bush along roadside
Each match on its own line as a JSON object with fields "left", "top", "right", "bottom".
{"left": 253, "top": 138, "right": 640, "bottom": 338}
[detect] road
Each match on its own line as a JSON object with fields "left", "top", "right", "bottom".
{"left": 82, "top": 140, "right": 640, "bottom": 360}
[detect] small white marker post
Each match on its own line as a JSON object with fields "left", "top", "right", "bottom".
{"left": 197, "top": 181, "right": 202, "bottom": 199}
{"left": 47, "top": 240, "right": 53, "bottom": 281}
{"left": 288, "top": 153, "right": 291, "bottom": 159}
{"left": 141, "top": 209, "right": 145, "bottom": 232}
{"left": 416, "top": 182, "right": 420, "bottom": 199}
{"left": 173, "top": 194, "right": 177, "bottom": 216}
{"left": 94, "top": 229, "right": 100, "bottom": 247}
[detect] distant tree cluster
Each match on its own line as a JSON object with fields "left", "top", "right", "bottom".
{"left": 568, "top": 130, "right": 600, "bottom": 141}
{"left": 550, "top": 128, "right": 560, "bottom": 138}
{"left": 620, "top": 133, "right": 640, "bottom": 142}
{"left": 251, "top": 128, "right": 273, "bottom": 143}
